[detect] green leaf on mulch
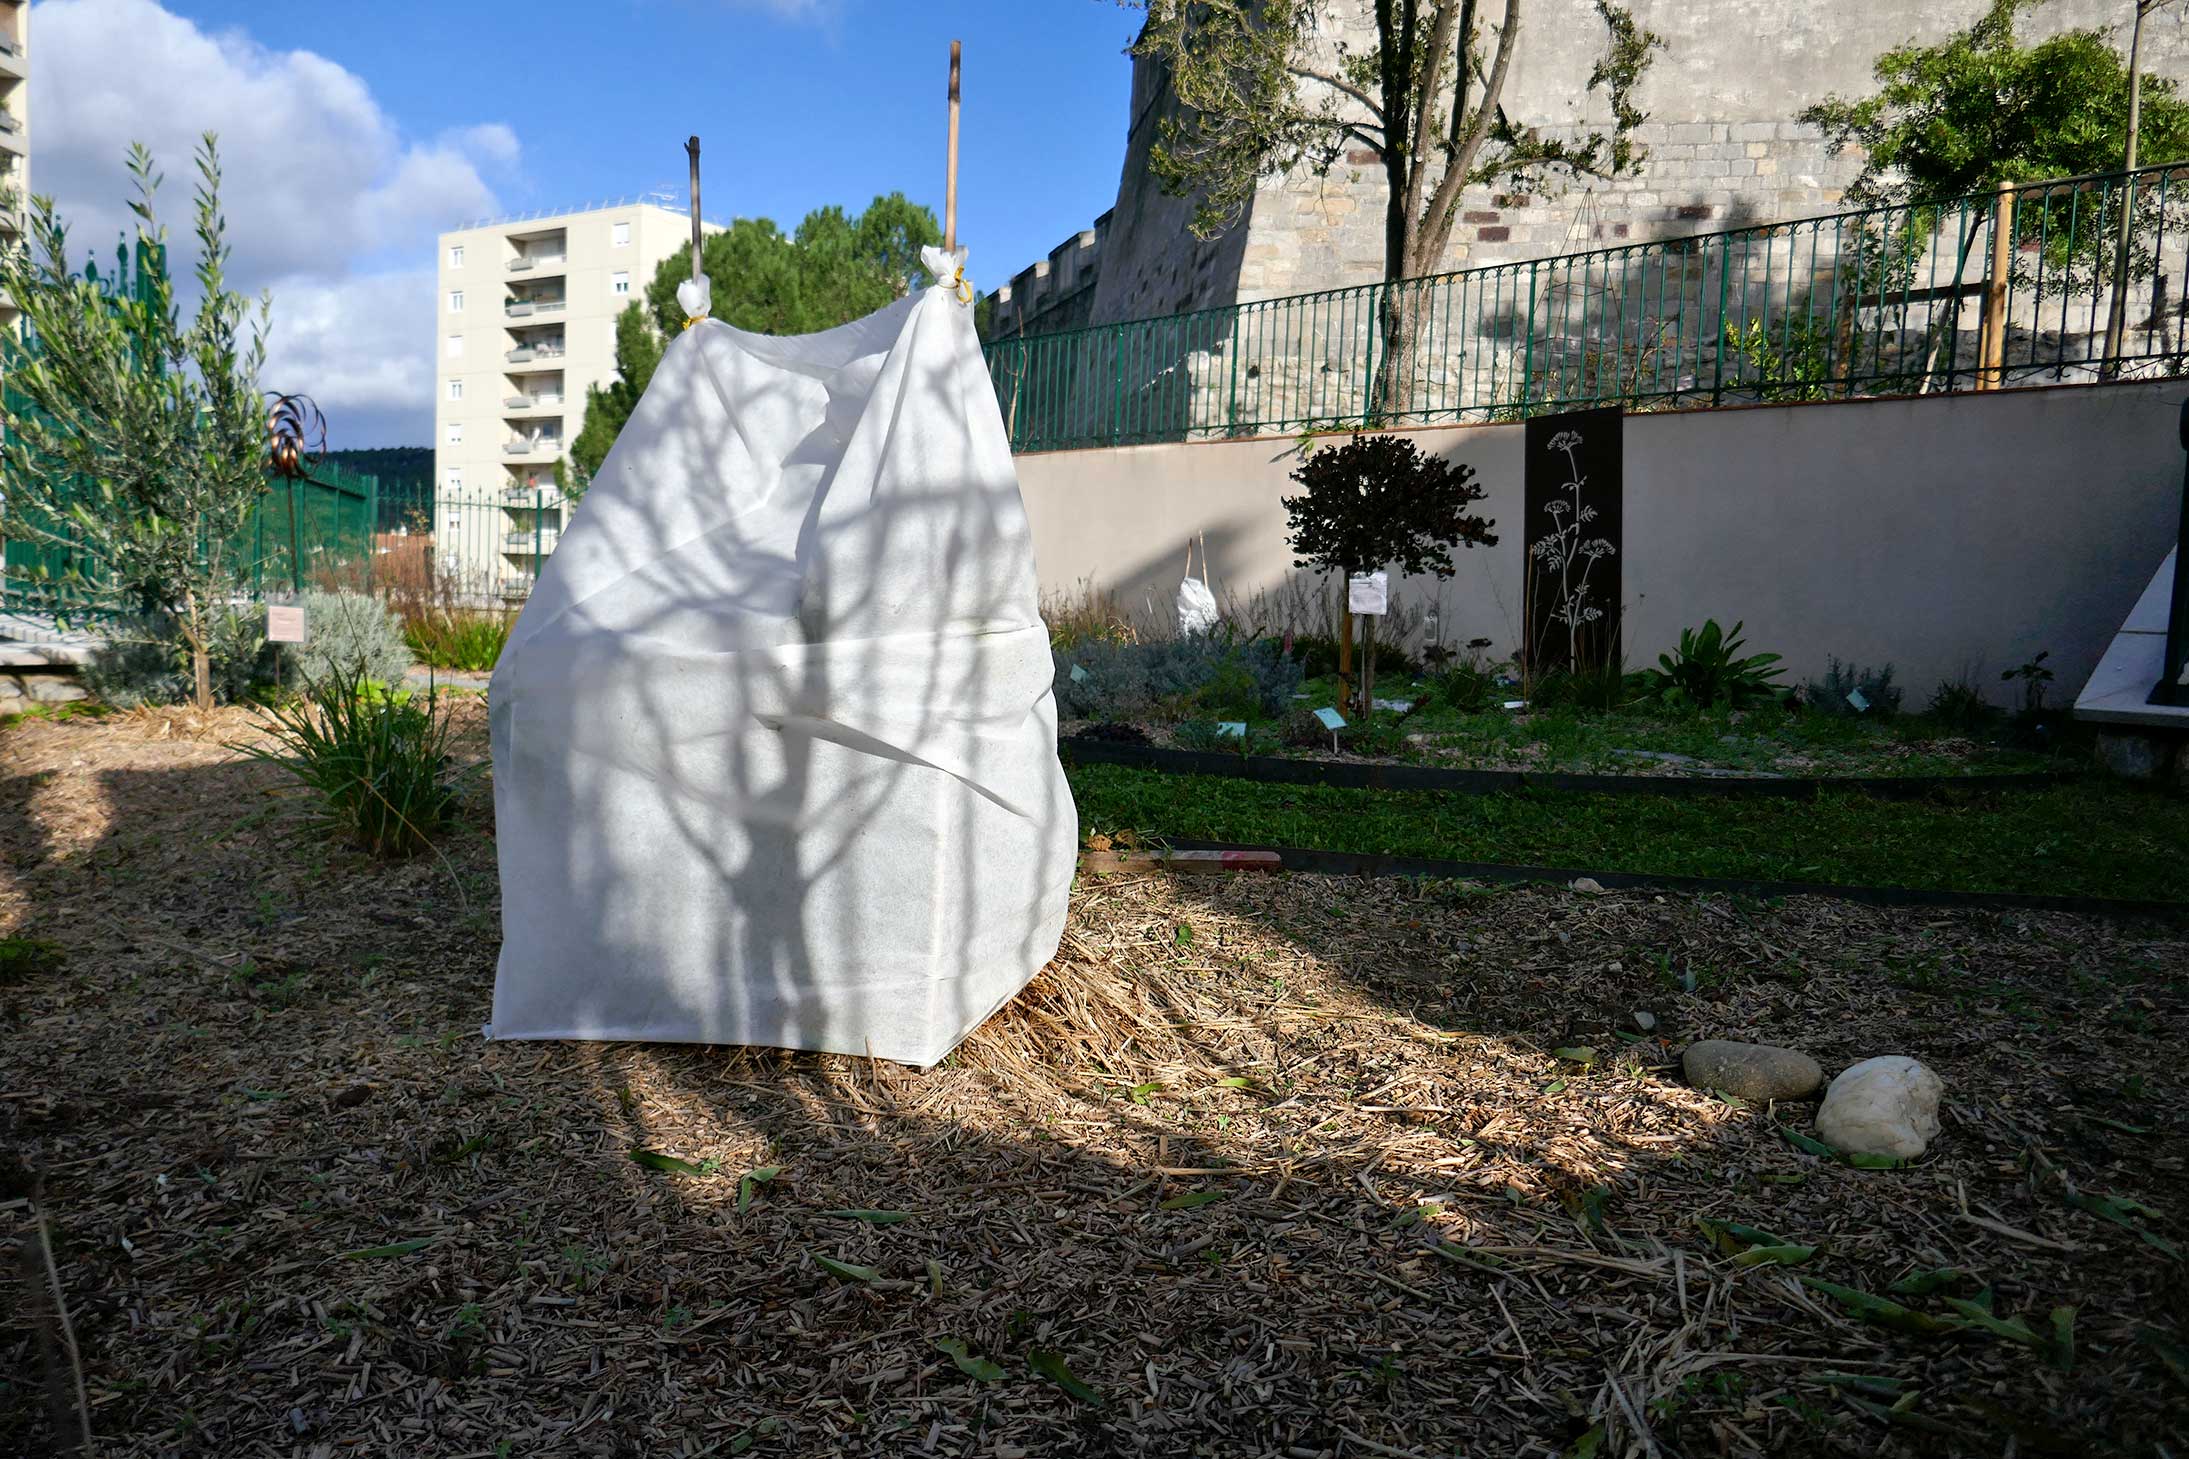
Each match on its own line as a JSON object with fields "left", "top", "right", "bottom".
{"left": 933, "top": 1337, "right": 1005, "bottom": 1382}
{"left": 737, "top": 1164, "right": 782, "bottom": 1214}
{"left": 1780, "top": 1124, "right": 1908, "bottom": 1169}
{"left": 1028, "top": 1348, "right": 1102, "bottom": 1405}
{"left": 1888, "top": 1267, "right": 1965, "bottom": 1297}
{"left": 1552, "top": 1046, "right": 1598, "bottom": 1067}
{"left": 339, "top": 1237, "right": 435, "bottom": 1260}
{"left": 1840, "top": 1395, "right": 1959, "bottom": 1435}
{"left": 1733, "top": 1243, "right": 1817, "bottom": 1268}
{"left": 1160, "top": 1190, "right": 1225, "bottom": 1211}
{"left": 1943, "top": 1295, "right": 2043, "bottom": 1349}
{"left": 811, "top": 1253, "right": 878, "bottom": 1284}
{"left": 1216, "top": 1076, "right": 1255, "bottom": 1089}
{"left": 629, "top": 1148, "right": 707, "bottom": 1177}
{"left": 824, "top": 1209, "right": 910, "bottom": 1225}
{"left": 1698, "top": 1218, "right": 1792, "bottom": 1255}
{"left": 2138, "top": 1326, "right": 2189, "bottom": 1387}
{"left": 2061, "top": 1187, "right": 2181, "bottom": 1261}
{"left": 1563, "top": 1421, "right": 1606, "bottom": 1458}
{"left": 1801, "top": 1278, "right": 1958, "bottom": 1335}
{"left": 1129, "top": 1081, "right": 1162, "bottom": 1105}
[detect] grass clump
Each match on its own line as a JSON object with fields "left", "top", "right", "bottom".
{"left": 238, "top": 672, "right": 465, "bottom": 858}
{"left": 405, "top": 609, "right": 513, "bottom": 672}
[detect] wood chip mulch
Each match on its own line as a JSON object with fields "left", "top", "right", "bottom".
{"left": 1, "top": 707, "right": 2184, "bottom": 1458}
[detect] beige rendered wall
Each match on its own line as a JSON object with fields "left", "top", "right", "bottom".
{"left": 1016, "top": 381, "right": 2189, "bottom": 703}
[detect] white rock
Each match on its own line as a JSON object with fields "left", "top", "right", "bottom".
{"left": 1571, "top": 877, "right": 1605, "bottom": 895}
{"left": 1815, "top": 1056, "right": 1943, "bottom": 1160}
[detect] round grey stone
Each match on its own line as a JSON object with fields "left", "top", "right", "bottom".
{"left": 1681, "top": 1039, "right": 1823, "bottom": 1102}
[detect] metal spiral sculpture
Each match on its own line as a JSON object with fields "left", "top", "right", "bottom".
{"left": 264, "top": 391, "right": 327, "bottom": 481}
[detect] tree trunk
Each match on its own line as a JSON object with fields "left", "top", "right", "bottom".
{"left": 1373, "top": 281, "right": 1431, "bottom": 423}
{"left": 1338, "top": 600, "right": 1355, "bottom": 712}
{"left": 183, "top": 591, "right": 213, "bottom": 711}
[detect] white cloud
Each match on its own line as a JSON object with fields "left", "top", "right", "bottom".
{"left": 33, "top": 0, "right": 518, "bottom": 443}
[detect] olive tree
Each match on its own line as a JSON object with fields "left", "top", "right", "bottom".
{"left": 1, "top": 136, "right": 270, "bottom": 710}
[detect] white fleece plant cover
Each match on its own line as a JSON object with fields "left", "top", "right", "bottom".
{"left": 487, "top": 250, "right": 1076, "bottom": 1066}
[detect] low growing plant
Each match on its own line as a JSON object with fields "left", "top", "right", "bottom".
{"left": 292, "top": 590, "right": 412, "bottom": 688}
{"left": 1530, "top": 661, "right": 1639, "bottom": 714}
{"left": 1639, "top": 620, "right": 1784, "bottom": 712}
{"left": 1805, "top": 657, "right": 1903, "bottom": 717}
{"left": 1053, "top": 636, "right": 1303, "bottom": 722}
{"left": 237, "top": 671, "right": 465, "bottom": 858}
{"left": 1926, "top": 674, "right": 1998, "bottom": 732}
{"left": 405, "top": 609, "right": 512, "bottom": 673}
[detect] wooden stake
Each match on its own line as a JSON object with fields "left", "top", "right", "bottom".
{"left": 944, "top": 40, "right": 962, "bottom": 255}
{"left": 1979, "top": 182, "right": 2014, "bottom": 391}
{"left": 684, "top": 136, "right": 703, "bottom": 281}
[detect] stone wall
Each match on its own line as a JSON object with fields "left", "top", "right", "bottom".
{"left": 1066, "top": 0, "right": 2189, "bottom": 317}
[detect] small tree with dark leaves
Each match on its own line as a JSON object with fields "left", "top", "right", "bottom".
{"left": 1282, "top": 433, "right": 1497, "bottom": 710}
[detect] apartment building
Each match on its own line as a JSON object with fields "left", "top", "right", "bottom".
{"left": 432, "top": 200, "right": 708, "bottom": 599}
{"left": 0, "top": 0, "right": 30, "bottom": 331}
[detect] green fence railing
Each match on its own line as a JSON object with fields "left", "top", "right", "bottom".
{"left": 981, "top": 163, "right": 2189, "bottom": 453}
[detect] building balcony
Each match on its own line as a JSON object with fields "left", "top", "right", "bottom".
{"left": 0, "top": 40, "right": 24, "bottom": 81}
{"left": 0, "top": 112, "right": 24, "bottom": 157}
{"left": 505, "top": 527, "right": 562, "bottom": 554}
{"left": 502, "top": 484, "right": 553, "bottom": 503}
{"left": 504, "top": 396, "right": 564, "bottom": 416}
{"left": 504, "top": 345, "right": 565, "bottom": 367}
{"left": 503, "top": 437, "right": 562, "bottom": 457}
{"left": 506, "top": 297, "right": 565, "bottom": 318}
{"left": 508, "top": 253, "right": 567, "bottom": 275}
{"left": 498, "top": 577, "right": 535, "bottom": 602}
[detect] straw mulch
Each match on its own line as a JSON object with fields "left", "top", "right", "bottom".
{"left": 1, "top": 706, "right": 2185, "bottom": 1457}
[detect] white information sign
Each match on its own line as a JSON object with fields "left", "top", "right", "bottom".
{"left": 265, "top": 605, "right": 307, "bottom": 644}
{"left": 1347, "top": 571, "right": 1389, "bottom": 616}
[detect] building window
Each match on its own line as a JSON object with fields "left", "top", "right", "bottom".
{"left": 446, "top": 334, "right": 464, "bottom": 358}
{"left": 448, "top": 244, "right": 465, "bottom": 269}
{"left": 448, "top": 289, "right": 464, "bottom": 313}
{"left": 611, "top": 270, "right": 630, "bottom": 296}
{"left": 445, "top": 467, "right": 462, "bottom": 490}
{"left": 611, "top": 221, "right": 631, "bottom": 247}
{"left": 447, "top": 422, "right": 463, "bottom": 446}
{"left": 447, "top": 379, "right": 464, "bottom": 402}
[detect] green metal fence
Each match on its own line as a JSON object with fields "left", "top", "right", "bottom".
{"left": 374, "top": 482, "right": 567, "bottom": 608}
{"left": 981, "top": 163, "right": 2189, "bottom": 453}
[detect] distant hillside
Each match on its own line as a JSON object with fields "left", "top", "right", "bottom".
{"left": 325, "top": 447, "right": 432, "bottom": 493}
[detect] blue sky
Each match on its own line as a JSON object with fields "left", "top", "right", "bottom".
{"left": 36, "top": 0, "right": 1140, "bottom": 445}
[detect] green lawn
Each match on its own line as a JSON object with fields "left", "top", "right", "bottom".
{"left": 1067, "top": 763, "right": 2189, "bottom": 902}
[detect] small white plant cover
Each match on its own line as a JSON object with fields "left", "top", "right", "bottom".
{"left": 486, "top": 247, "right": 1076, "bottom": 1066}
{"left": 1175, "top": 534, "right": 1219, "bottom": 636}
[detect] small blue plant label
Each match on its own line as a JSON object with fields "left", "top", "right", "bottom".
{"left": 1314, "top": 706, "right": 1346, "bottom": 731}
{"left": 1845, "top": 687, "right": 1870, "bottom": 712}
{"left": 1068, "top": 663, "right": 1090, "bottom": 684}
{"left": 1217, "top": 721, "right": 1247, "bottom": 738}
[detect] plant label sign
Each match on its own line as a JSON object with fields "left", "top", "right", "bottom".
{"left": 266, "top": 604, "right": 307, "bottom": 643}
{"left": 1313, "top": 706, "right": 1346, "bottom": 731}
{"left": 1217, "top": 721, "right": 1246, "bottom": 738}
{"left": 1845, "top": 687, "right": 1870, "bottom": 713}
{"left": 1523, "top": 406, "right": 1622, "bottom": 675}
{"left": 1068, "top": 663, "right": 1090, "bottom": 684}
{"left": 1347, "top": 571, "right": 1389, "bottom": 616}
